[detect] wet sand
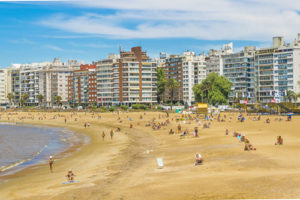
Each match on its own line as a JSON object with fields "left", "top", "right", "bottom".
{"left": 0, "top": 111, "right": 300, "bottom": 199}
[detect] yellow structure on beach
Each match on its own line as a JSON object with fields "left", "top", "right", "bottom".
{"left": 196, "top": 103, "right": 208, "bottom": 114}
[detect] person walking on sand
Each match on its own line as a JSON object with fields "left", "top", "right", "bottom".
{"left": 65, "top": 118, "right": 67, "bottom": 124}
{"left": 110, "top": 129, "right": 114, "bottom": 140}
{"left": 102, "top": 131, "right": 105, "bottom": 140}
{"left": 49, "top": 156, "right": 54, "bottom": 173}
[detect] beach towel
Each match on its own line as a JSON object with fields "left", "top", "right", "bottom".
{"left": 62, "top": 180, "right": 80, "bottom": 184}
{"left": 157, "top": 157, "right": 164, "bottom": 169}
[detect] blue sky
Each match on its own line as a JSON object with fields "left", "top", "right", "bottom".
{"left": 1, "top": 0, "right": 300, "bottom": 67}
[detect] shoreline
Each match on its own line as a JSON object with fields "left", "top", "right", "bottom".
{"left": 0, "top": 111, "right": 132, "bottom": 200}
{"left": 0, "top": 122, "right": 89, "bottom": 178}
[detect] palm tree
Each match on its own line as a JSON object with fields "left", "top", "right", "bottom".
{"left": 37, "top": 94, "right": 44, "bottom": 107}
{"left": 21, "top": 93, "right": 29, "bottom": 107}
{"left": 7, "top": 93, "right": 14, "bottom": 106}
{"left": 285, "top": 90, "right": 297, "bottom": 103}
{"left": 54, "top": 96, "right": 62, "bottom": 106}
{"left": 166, "top": 78, "right": 179, "bottom": 110}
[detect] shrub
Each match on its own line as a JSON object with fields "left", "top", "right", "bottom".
{"left": 120, "top": 105, "right": 129, "bottom": 110}
{"left": 132, "top": 104, "right": 148, "bottom": 110}
{"left": 109, "top": 107, "right": 115, "bottom": 112}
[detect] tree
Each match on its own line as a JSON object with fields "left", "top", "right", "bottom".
{"left": 21, "top": 93, "right": 29, "bottom": 107}
{"left": 54, "top": 96, "right": 62, "bottom": 105}
{"left": 7, "top": 93, "right": 14, "bottom": 106}
{"left": 157, "top": 67, "right": 167, "bottom": 104}
{"left": 37, "top": 94, "right": 44, "bottom": 106}
{"left": 285, "top": 90, "right": 297, "bottom": 102}
{"left": 193, "top": 72, "right": 232, "bottom": 106}
{"left": 166, "top": 78, "right": 179, "bottom": 110}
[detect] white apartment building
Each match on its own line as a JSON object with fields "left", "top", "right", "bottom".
{"left": 182, "top": 52, "right": 206, "bottom": 106}
{"left": 19, "top": 63, "right": 47, "bottom": 105}
{"left": 0, "top": 69, "right": 8, "bottom": 105}
{"left": 206, "top": 42, "right": 233, "bottom": 75}
{"left": 95, "top": 54, "right": 118, "bottom": 105}
{"left": 222, "top": 46, "right": 256, "bottom": 104}
{"left": 256, "top": 35, "right": 300, "bottom": 103}
{"left": 39, "top": 58, "right": 74, "bottom": 107}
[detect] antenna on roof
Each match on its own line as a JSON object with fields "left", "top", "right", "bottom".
{"left": 119, "top": 44, "right": 122, "bottom": 53}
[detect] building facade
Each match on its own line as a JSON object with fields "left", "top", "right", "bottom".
{"left": 163, "top": 52, "right": 206, "bottom": 106}
{"left": 96, "top": 47, "right": 157, "bottom": 106}
{"left": 0, "top": 69, "right": 7, "bottom": 105}
{"left": 68, "top": 64, "right": 97, "bottom": 106}
{"left": 223, "top": 46, "right": 256, "bottom": 104}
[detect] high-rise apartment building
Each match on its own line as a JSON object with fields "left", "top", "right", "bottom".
{"left": 206, "top": 42, "right": 233, "bottom": 75}
{"left": 68, "top": 64, "right": 97, "bottom": 106}
{"left": 255, "top": 35, "right": 300, "bottom": 103}
{"left": 96, "top": 47, "right": 157, "bottom": 106}
{"left": 222, "top": 46, "right": 256, "bottom": 104}
{"left": 163, "top": 51, "right": 206, "bottom": 106}
{"left": 39, "top": 58, "right": 74, "bottom": 107}
{"left": 0, "top": 69, "right": 8, "bottom": 105}
{"left": 95, "top": 54, "right": 118, "bottom": 105}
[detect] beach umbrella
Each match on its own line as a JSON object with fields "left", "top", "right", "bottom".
{"left": 286, "top": 113, "right": 295, "bottom": 116}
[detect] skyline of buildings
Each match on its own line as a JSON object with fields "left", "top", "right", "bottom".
{"left": 1, "top": 34, "right": 300, "bottom": 107}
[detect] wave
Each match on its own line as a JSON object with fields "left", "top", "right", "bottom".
{"left": 0, "top": 144, "right": 47, "bottom": 173}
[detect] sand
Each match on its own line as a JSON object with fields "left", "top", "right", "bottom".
{"left": 0, "top": 111, "right": 300, "bottom": 199}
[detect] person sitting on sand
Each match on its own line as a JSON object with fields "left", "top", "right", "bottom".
{"left": 241, "top": 135, "right": 246, "bottom": 142}
{"left": 233, "top": 131, "right": 238, "bottom": 137}
{"left": 244, "top": 143, "right": 256, "bottom": 151}
{"left": 225, "top": 129, "right": 229, "bottom": 135}
{"left": 275, "top": 136, "right": 283, "bottom": 145}
{"left": 130, "top": 123, "right": 133, "bottom": 128}
{"left": 195, "top": 153, "right": 203, "bottom": 165}
{"left": 49, "top": 156, "right": 54, "bottom": 173}
{"left": 169, "top": 129, "right": 174, "bottom": 134}
{"left": 66, "top": 169, "right": 75, "bottom": 182}
{"left": 181, "top": 129, "right": 189, "bottom": 136}
{"left": 258, "top": 116, "right": 261, "bottom": 121}
{"left": 266, "top": 118, "right": 270, "bottom": 123}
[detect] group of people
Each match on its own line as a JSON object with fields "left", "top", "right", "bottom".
{"left": 229, "top": 130, "right": 256, "bottom": 151}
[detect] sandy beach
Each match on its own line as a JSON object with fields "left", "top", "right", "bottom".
{"left": 0, "top": 111, "right": 300, "bottom": 199}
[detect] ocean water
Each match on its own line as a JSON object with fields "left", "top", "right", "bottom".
{"left": 0, "top": 123, "right": 87, "bottom": 176}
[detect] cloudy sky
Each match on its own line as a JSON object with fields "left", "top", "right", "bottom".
{"left": 1, "top": 0, "right": 300, "bottom": 67}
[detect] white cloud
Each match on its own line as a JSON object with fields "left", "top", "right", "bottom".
{"left": 10, "top": 39, "right": 35, "bottom": 44}
{"left": 39, "top": 0, "right": 300, "bottom": 42}
{"left": 44, "top": 44, "right": 64, "bottom": 51}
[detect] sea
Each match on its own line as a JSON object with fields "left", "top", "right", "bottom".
{"left": 0, "top": 123, "right": 88, "bottom": 177}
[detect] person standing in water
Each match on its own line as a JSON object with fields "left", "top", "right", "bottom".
{"left": 49, "top": 156, "right": 54, "bottom": 173}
